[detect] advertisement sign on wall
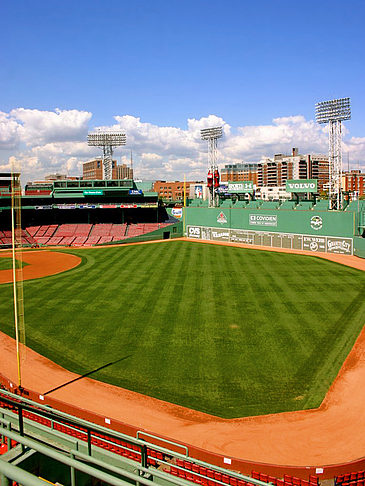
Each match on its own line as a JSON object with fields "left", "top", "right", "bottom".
{"left": 187, "top": 225, "right": 353, "bottom": 255}
{"left": 327, "top": 237, "right": 352, "bottom": 255}
{"left": 188, "top": 226, "right": 201, "bottom": 238}
{"left": 303, "top": 236, "right": 326, "bottom": 252}
{"left": 171, "top": 207, "right": 183, "bottom": 219}
{"left": 286, "top": 179, "right": 318, "bottom": 193}
{"left": 228, "top": 181, "right": 254, "bottom": 193}
{"left": 249, "top": 214, "right": 277, "bottom": 227}
{"left": 195, "top": 185, "right": 203, "bottom": 199}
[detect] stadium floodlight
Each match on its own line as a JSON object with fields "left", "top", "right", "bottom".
{"left": 87, "top": 130, "right": 126, "bottom": 180}
{"left": 315, "top": 98, "right": 351, "bottom": 210}
{"left": 200, "top": 127, "right": 223, "bottom": 140}
{"left": 200, "top": 127, "right": 223, "bottom": 207}
{"left": 315, "top": 98, "right": 351, "bottom": 124}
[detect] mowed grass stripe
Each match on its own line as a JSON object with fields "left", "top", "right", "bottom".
{"left": 0, "top": 241, "right": 364, "bottom": 418}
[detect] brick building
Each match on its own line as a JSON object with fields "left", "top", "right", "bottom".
{"left": 117, "top": 164, "right": 133, "bottom": 180}
{"left": 83, "top": 159, "right": 118, "bottom": 180}
{"left": 342, "top": 170, "right": 364, "bottom": 198}
{"left": 221, "top": 163, "right": 258, "bottom": 185}
{"left": 153, "top": 181, "right": 195, "bottom": 201}
{"left": 257, "top": 149, "right": 329, "bottom": 191}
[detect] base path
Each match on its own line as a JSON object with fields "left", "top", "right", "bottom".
{"left": 0, "top": 241, "right": 364, "bottom": 473}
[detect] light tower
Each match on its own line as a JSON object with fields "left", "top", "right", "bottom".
{"left": 87, "top": 131, "right": 126, "bottom": 180}
{"left": 201, "top": 126, "right": 223, "bottom": 207}
{"left": 315, "top": 97, "right": 351, "bottom": 210}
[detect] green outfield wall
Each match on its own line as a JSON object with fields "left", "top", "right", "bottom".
{"left": 185, "top": 207, "right": 364, "bottom": 256}
{"left": 354, "top": 237, "right": 365, "bottom": 258}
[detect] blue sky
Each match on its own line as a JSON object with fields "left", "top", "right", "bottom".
{"left": 1, "top": 0, "right": 364, "bottom": 180}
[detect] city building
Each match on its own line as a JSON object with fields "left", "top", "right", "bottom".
{"left": 83, "top": 159, "right": 118, "bottom": 180}
{"left": 117, "top": 163, "right": 133, "bottom": 180}
{"left": 153, "top": 180, "right": 196, "bottom": 201}
{"left": 221, "top": 163, "right": 259, "bottom": 184}
{"left": 257, "top": 148, "right": 329, "bottom": 191}
{"left": 255, "top": 186, "right": 291, "bottom": 201}
{"left": 342, "top": 170, "right": 364, "bottom": 198}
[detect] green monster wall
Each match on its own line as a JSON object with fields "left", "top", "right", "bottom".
{"left": 185, "top": 207, "right": 362, "bottom": 256}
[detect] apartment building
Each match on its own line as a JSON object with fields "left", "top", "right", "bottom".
{"left": 342, "top": 170, "right": 364, "bottom": 198}
{"left": 117, "top": 164, "right": 133, "bottom": 180}
{"left": 257, "top": 148, "right": 329, "bottom": 191}
{"left": 83, "top": 159, "right": 118, "bottom": 180}
{"left": 220, "top": 163, "right": 258, "bottom": 184}
{"left": 153, "top": 181, "right": 195, "bottom": 201}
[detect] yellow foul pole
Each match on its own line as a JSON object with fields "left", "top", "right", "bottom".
{"left": 11, "top": 173, "right": 22, "bottom": 388}
{"left": 183, "top": 174, "right": 186, "bottom": 236}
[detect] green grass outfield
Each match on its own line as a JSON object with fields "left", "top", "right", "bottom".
{"left": 0, "top": 241, "right": 364, "bottom": 418}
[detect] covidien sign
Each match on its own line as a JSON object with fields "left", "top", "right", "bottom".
{"left": 286, "top": 179, "right": 318, "bottom": 193}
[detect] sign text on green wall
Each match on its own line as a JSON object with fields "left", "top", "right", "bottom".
{"left": 286, "top": 179, "right": 317, "bottom": 193}
{"left": 228, "top": 181, "right": 254, "bottom": 193}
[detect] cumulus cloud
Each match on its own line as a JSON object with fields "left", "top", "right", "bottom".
{"left": 0, "top": 108, "right": 364, "bottom": 182}
{"left": 0, "top": 112, "right": 21, "bottom": 149}
{"left": 11, "top": 108, "right": 92, "bottom": 145}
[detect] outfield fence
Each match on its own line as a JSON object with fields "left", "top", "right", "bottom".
{"left": 186, "top": 225, "right": 354, "bottom": 255}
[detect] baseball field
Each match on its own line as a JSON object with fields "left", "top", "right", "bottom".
{"left": 0, "top": 240, "right": 364, "bottom": 419}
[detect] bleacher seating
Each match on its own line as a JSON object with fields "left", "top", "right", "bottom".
{"left": 335, "top": 471, "right": 365, "bottom": 486}
{"left": 47, "top": 236, "right": 64, "bottom": 245}
{"left": 35, "top": 236, "right": 50, "bottom": 245}
{"left": 4, "top": 390, "right": 364, "bottom": 486}
{"left": 0, "top": 237, "right": 12, "bottom": 245}
{"left": 250, "top": 471, "right": 318, "bottom": 486}
{"left": 26, "top": 226, "right": 40, "bottom": 236}
{"left": 71, "top": 236, "right": 89, "bottom": 246}
{"left": 0, "top": 222, "right": 173, "bottom": 248}
{"left": 83, "top": 235, "right": 101, "bottom": 246}
{"left": 59, "top": 236, "right": 76, "bottom": 245}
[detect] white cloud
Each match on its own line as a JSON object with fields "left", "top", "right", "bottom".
{"left": 0, "top": 112, "right": 21, "bottom": 149}
{"left": 0, "top": 108, "right": 364, "bottom": 182}
{"left": 11, "top": 108, "right": 92, "bottom": 146}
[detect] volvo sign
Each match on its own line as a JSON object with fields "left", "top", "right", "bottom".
{"left": 286, "top": 179, "right": 318, "bottom": 193}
